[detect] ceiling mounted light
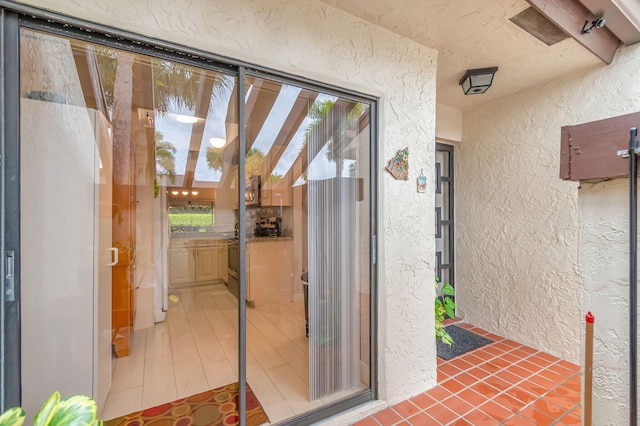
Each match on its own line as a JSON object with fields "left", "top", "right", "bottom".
{"left": 209, "top": 137, "right": 226, "bottom": 149}
{"left": 171, "top": 190, "right": 179, "bottom": 195}
{"left": 191, "top": 191, "right": 199, "bottom": 195}
{"left": 176, "top": 114, "right": 198, "bottom": 124}
{"left": 181, "top": 191, "right": 189, "bottom": 195}
{"left": 459, "top": 67, "right": 499, "bottom": 95}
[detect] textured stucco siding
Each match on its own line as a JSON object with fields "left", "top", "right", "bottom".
{"left": 16, "top": 0, "right": 439, "bottom": 417}
{"left": 457, "top": 43, "right": 640, "bottom": 365}
{"left": 579, "top": 179, "right": 634, "bottom": 425}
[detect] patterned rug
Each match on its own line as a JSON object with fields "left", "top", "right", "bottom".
{"left": 104, "top": 382, "right": 268, "bottom": 426}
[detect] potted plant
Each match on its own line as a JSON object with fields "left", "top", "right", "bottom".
{"left": 0, "top": 391, "right": 102, "bottom": 426}
{"left": 435, "top": 277, "right": 456, "bottom": 346}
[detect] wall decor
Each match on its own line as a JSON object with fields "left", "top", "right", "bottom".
{"left": 417, "top": 170, "right": 427, "bottom": 193}
{"left": 386, "top": 147, "right": 409, "bottom": 180}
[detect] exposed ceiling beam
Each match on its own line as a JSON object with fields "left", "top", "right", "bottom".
{"left": 182, "top": 70, "right": 214, "bottom": 188}
{"left": 526, "top": 0, "right": 622, "bottom": 63}
{"left": 279, "top": 99, "right": 358, "bottom": 185}
{"left": 217, "top": 79, "right": 282, "bottom": 188}
{"left": 580, "top": 0, "right": 640, "bottom": 44}
{"left": 260, "top": 90, "right": 318, "bottom": 180}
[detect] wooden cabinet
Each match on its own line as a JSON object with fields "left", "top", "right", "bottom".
{"left": 195, "top": 244, "right": 220, "bottom": 282}
{"left": 220, "top": 241, "right": 229, "bottom": 283}
{"left": 246, "top": 240, "right": 293, "bottom": 306}
{"left": 170, "top": 246, "right": 196, "bottom": 284}
{"left": 170, "top": 239, "right": 225, "bottom": 285}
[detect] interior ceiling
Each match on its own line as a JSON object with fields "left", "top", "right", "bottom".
{"left": 319, "top": 0, "right": 606, "bottom": 110}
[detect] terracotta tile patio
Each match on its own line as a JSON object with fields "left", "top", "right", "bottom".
{"left": 354, "top": 322, "right": 581, "bottom": 425}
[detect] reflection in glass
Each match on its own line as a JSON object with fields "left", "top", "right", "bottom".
{"left": 17, "top": 26, "right": 373, "bottom": 426}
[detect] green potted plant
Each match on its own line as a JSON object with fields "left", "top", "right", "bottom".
{"left": 435, "top": 277, "right": 456, "bottom": 346}
{"left": 0, "top": 391, "right": 102, "bottom": 426}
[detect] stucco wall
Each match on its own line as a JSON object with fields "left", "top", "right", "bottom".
{"left": 579, "top": 178, "right": 635, "bottom": 425}
{"left": 15, "top": 0, "right": 439, "bottom": 418}
{"left": 457, "top": 43, "right": 640, "bottom": 364}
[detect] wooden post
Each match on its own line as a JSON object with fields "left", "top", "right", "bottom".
{"left": 585, "top": 311, "right": 595, "bottom": 425}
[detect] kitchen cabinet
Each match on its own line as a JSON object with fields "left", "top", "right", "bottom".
{"left": 220, "top": 241, "right": 229, "bottom": 283}
{"left": 170, "top": 245, "right": 196, "bottom": 284}
{"left": 246, "top": 239, "right": 293, "bottom": 306}
{"left": 170, "top": 239, "right": 225, "bottom": 285}
{"left": 195, "top": 243, "right": 220, "bottom": 282}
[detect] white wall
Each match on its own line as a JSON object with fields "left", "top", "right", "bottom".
{"left": 456, "top": 45, "right": 640, "bottom": 363}
{"left": 457, "top": 43, "right": 640, "bottom": 365}
{"left": 17, "top": 0, "right": 439, "bottom": 418}
{"left": 436, "top": 102, "right": 462, "bottom": 143}
{"left": 579, "top": 178, "right": 635, "bottom": 425}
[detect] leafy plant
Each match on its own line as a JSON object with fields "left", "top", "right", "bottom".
{"left": 0, "top": 391, "right": 102, "bottom": 426}
{"left": 435, "top": 277, "right": 456, "bottom": 346}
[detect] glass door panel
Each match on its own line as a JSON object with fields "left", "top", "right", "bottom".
{"left": 19, "top": 28, "right": 239, "bottom": 421}
{"left": 243, "top": 76, "right": 372, "bottom": 423}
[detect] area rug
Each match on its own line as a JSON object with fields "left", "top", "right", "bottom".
{"left": 436, "top": 325, "right": 493, "bottom": 360}
{"left": 104, "top": 382, "right": 268, "bottom": 426}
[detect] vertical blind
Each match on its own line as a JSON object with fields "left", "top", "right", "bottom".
{"left": 308, "top": 101, "right": 367, "bottom": 400}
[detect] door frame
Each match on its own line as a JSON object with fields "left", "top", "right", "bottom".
{"left": 0, "top": 2, "right": 379, "bottom": 423}
{"left": 435, "top": 142, "right": 455, "bottom": 288}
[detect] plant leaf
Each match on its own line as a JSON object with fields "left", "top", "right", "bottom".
{"left": 0, "top": 407, "right": 25, "bottom": 426}
{"left": 442, "top": 283, "right": 455, "bottom": 296}
{"left": 34, "top": 391, "right": 61, "bottom": 426}
{"left": 48, "top": 395, "right": 97, "bottom": 426}
{"left": 444, "top": 298, "right": 456, "bottom": 318}
{"left": 442, "top": 332, "right": 454, "bottom": 346}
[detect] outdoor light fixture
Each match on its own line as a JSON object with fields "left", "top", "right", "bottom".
{"left": 581, "top": 17, "right": 606, "bottom": 34}
{"left": 171, "top": 191, "right": 179, "bottom": 195}
{"left": 458, "top": 67, "right": 499, "bottom": 95}
{"left": 191, "top": 191, "right": 199, "bottom": 195}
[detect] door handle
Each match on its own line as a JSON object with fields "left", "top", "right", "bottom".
{"left": 108, "top": 247, "right": 119, "bottom": 266}
{"left": 5, "top": 251, "right": 15, "bottom": 302}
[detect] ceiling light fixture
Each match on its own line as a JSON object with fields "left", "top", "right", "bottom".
{"left": 209, "top": 137, "right": 226, "bottom": 149}
{"left": 176, "top": 114, "right": 198, "bottom": 124}
{"left": 191, "top": 191, "right": 199, "bottom": 195}
{"left": 182, "top": 191, "right": 189, "bottom": 195}
{"left": 581, "top": 17, "right": 606, "bottom": 34}
{"left": 171, "top": 190, "right": 179, "bottom": 195}
{"left": 459, "top": 67, "right": 499, "bottom": 95}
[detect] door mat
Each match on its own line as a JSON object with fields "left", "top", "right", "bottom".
{"left": 104, "top": 382, "right": 268, "bottom": 426}
{"left": 436, "top": 325, "right": 493, "bottom": 360}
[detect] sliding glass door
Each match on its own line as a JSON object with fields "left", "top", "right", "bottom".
{"left": 3, "top": 9, "right": 376, "bottom": 425}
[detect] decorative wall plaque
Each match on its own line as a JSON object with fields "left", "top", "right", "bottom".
{"left": 386, "top": 147, "right": 409, "bottom": 180}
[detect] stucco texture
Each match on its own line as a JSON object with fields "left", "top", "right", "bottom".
{"left": 16, "top": 0, "right": 439, "bottom": 413}
{"left": 457, "top": 43, "right": 640, "bottom": 365}
{"left": 580, "top": 179, "right": 635, "bottom": 425}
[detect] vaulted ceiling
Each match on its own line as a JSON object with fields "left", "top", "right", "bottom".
{"left": 320, "top": 0, "right": 639, "bottom": 110}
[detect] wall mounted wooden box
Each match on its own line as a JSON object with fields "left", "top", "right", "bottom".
{"left": 560, "top": 111, "right": 640, "bottom": 181}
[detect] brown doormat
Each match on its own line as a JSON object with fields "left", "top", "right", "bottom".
{"left": 104, "top": 382, "right": 268, "bottom": 426}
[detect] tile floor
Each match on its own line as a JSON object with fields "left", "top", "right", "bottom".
{"left": 354, "top": 321, "right": 581, "bottom": 425}
{"left": 103, "top": 284, "right": 365, "bottom": 424}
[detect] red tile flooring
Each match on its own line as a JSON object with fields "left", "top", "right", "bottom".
{"left": 354, "top": 322, "right": 581, "bottom": 425}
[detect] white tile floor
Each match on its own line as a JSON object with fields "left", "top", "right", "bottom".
{"left": 102, "top": 284, "right": 364, "bottom": 424}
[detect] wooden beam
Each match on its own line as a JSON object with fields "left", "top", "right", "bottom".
{"left": 183, "top": 70, "right": 214, "bottom": 188}
{"left": 560, "top": 111, "right": 640, "bottom": 181}
{"left": 526, "top": 0, "right": 622, "bottom": 64}
{"left": 260, "top": 90, "right": 318, "bottom": 180}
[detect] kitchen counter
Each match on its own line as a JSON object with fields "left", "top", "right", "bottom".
{"left": 247, "top": 236, "right": 293, "bottom": 243}
{"left": 170, "top": 233, "right": 233, "bottom": 241}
